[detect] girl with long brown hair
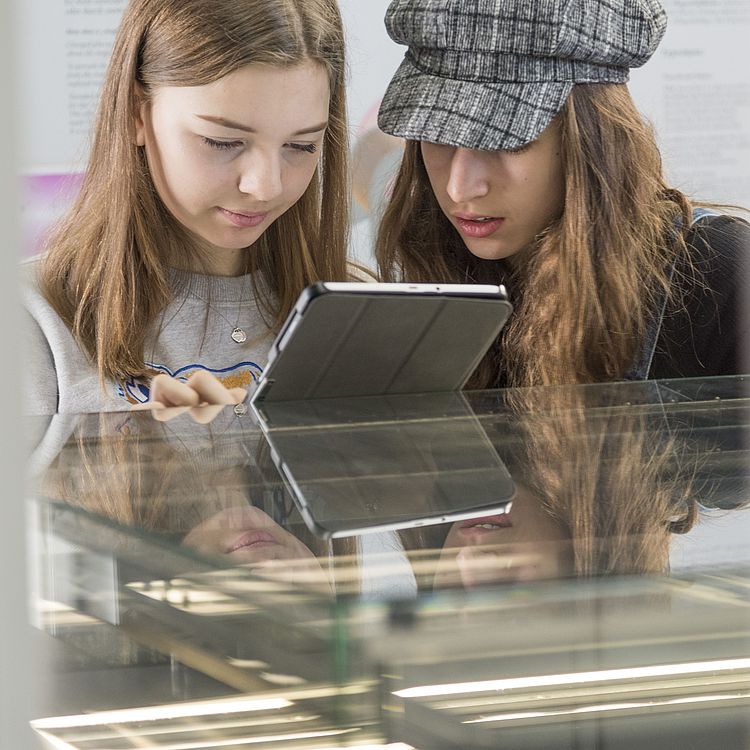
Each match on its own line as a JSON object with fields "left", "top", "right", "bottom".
{"left": 376, "top": 0, "right": 749, "bottom": 389}
{"left": 24, "top": 0, "right": 353, "bottom": 414}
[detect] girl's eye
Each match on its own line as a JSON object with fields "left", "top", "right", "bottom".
{"left": 202, "top": 137, "right": 243, "bottom": 151}
{"left": 287, "top": 143, "right": 318, "bottom": 154}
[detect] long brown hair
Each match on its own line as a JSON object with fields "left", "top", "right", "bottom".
{"left": 497, "top": 387, "right": 698, "bottom": 578}
{"left": 376, "top": 83, "right": 693, "bottom": 388}
{"left": 40, "top": 0, "right": 350, "bottom": 383}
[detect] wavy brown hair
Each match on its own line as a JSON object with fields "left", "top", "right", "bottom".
{"left": 376, "top": 83, "right": 694, "bottom": 388}
{"left": 40, "top": 0, "right": 350, "bottom": 384}
{"left": 497, "top": 386, "right": 698, "bottom": 578}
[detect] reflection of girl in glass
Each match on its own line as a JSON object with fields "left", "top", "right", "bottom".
{"left": 38, "top": 413, "right": 335, "bottom": 592}
{"left": 434, "top": 388, "right": 700, "bottom": 589}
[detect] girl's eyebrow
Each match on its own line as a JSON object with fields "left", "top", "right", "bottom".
{"left": 195, "top": 114, "right": 328, "bottom": 136}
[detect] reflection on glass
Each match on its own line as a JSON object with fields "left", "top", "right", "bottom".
{"left": 30, "top": 378, "right": 750, "bottom": 600}
{"left": 255, "top": 392, "right": 515, "bottom": 538}
{"left": 434, "top": 386, "right": 703, "bottom": 588}
{"left": 26, "top": 377, "right": 750, "bottom": 748}
{"left": 182, "top": 504, "right": 331, "bottom": 591}
{"left": 34, "top": 411, "right": 335, "bottom": 589}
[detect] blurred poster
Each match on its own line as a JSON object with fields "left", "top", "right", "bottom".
{"left": 630, "top": 0, "right": 750, "bottom": 209}
{"left": 18, "top": 0, "right": 126, "bottom": 254}
{"left": 18, "top": 0, "right": 125, "bottom": 172}
{"left": 17, "top": 0, "right": 749, "bottom": 259}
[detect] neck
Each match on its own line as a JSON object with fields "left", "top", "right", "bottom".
{"left": 202, "top": 246, "right": 250, "bottom": 277}
{"left": 175, "top": 235, "right": 251, "bottom": 277}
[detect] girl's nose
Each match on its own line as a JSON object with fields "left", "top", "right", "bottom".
{"left": 445, "top": 147, "right": 491, "bottom": 204}
{"left": 238, "top": 151, "right": 283, "bottom": 202}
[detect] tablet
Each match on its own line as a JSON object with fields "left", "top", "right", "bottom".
{"left": 250, "top": 282, "right": 512, "bottom": 404}
{"left": 255, "top": 392, "right": 515, "bottom": 539}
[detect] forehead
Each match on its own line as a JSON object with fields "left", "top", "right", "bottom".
{"left": 150, "top": 61, "right": 331, "bottom": 130}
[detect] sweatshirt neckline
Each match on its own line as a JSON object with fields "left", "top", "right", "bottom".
{"left": 168, "top": 267, "right": 258, "bottom": 308}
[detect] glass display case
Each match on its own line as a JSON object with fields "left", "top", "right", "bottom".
{"left": 25, "top": 376, "right": 750, "bottom": 748}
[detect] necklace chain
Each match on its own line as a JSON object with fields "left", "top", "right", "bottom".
{"left": 188, "top": 274, "right": 250, "bottom": 344}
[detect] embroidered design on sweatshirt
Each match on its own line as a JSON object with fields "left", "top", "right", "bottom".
{"left": 117, "top": 360, "right": 263, "bottom": 404}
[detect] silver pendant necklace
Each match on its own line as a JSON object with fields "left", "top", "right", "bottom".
{"left": 189, "top": 273, "right": 250, "bottom": 344}
{"left": 230, "top": 326, "right": 247, "bottom": 344}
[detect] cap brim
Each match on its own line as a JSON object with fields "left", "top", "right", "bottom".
{"left": 378, "top": 56, "right": 573, "bottom": 151}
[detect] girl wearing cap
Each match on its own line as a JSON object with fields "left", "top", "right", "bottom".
{"left": 377, "top": 0, "right": 749, "bottom": 387}
{"left": 23, "top": 0, "right": 353, "bottom": 415}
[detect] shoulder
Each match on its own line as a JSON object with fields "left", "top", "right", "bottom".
{"left": 19, "top": 252, "right": 75, "bottom": 362}
{"left": 19, "top": 255, "right": 65, "bottom": 414}
{"left": 684, "top": 213, "right": 750, "bottom": 273}
{"left": 20, "top": 253, "right": 43, "bottom": 290}
{"left": 676, "top": 213, "right": 750, "bottom": 311}
{"left": 653, "top": 213, "right": 749, "bottom": 379}
{"left": 20, "top": 254, "right": 50, "bottom": 313}
{"left": 20, "top": 253, "right": 63, "bottom": 322}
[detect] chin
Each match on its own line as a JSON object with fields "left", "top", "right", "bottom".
{"left": 203, "top": 230, "right": 266, "bottom": 252}
{"left": 464, "top": 242, "right": 521, "bottom": 262}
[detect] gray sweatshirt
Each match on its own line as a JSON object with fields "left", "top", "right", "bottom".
{"left": 22, "top": 256, "right": 276, "bottom": 416}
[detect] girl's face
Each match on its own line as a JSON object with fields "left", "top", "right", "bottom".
{"left": 182, "top": 505, "right": 331, "bottom": 591}
{"left": 135, "top": 61, "right": 330, "bottom": 276}
{"left": 433, "top": 486, "right": 573, "bottom": 588}
{"left": 420, "top": 120, "right": 565, "bottom": 261}
{"left": 183, "top": 505, "right": 317, "bottom": 564}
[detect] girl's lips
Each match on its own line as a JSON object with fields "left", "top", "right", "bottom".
{"left": 218, "top": 207, "right": 269, "bottom": 228}
{"left": 454, "top": 215, "right": 505, "bottom": 239}
{"left": 457, "top": 514, "right": 513, "bottom": 532}
{"left": 226, "top": 530, "right": 279, "bottom": 553}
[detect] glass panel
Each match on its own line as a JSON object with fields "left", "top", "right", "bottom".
{"left": 27, "top": 375, "right": 750, "bottom": 748}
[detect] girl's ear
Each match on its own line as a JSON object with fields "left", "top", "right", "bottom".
{"left": 133, "top": 82, "right": 148, "bottom": 147}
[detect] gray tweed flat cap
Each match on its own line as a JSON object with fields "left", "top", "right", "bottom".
{"left": 378, "top": 0, "right": 667, "bottom": 151}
